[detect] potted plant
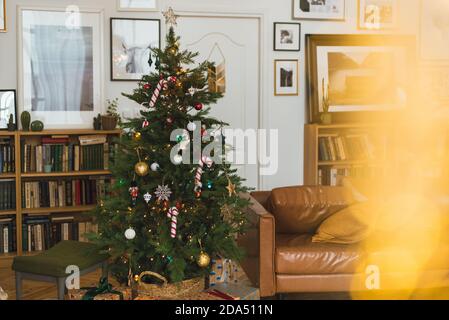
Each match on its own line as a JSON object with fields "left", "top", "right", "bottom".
{"left": 101, "top": 99, "right": 121, "bottom": 130}
{"left": 320, "top": 78, "right": 332, "bottom": 125}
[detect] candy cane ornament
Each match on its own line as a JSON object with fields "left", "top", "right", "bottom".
{"left": 149, "top": 79, "right": 168, "bottom": 107}
{"left": 167, "top": 207, "right": 180, "bottom": 238}
{"left": 194, "top": 156, "right": 214, "bottom": 192}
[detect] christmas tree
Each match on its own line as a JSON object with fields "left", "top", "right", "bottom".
{"left": 91, "top": 14, "right": 249, "bottom": 284}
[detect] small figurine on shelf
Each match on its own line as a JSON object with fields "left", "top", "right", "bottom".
{"left": 102, "top": 98, "right": 121, "bottom": 130}
{"left": 320, "top": 78, "right": 332, "bottom": 125}
{"left": 21, "top": 111, "right": 31, "bottom": 131}
{"left": 7, "top": 114, "right": 16, "bottom": 132}
{"left": 93, "top": 113, "right": 102, "bottom": 130}
{"left": 31, "top": 120, "right": 44, "bottom": 132}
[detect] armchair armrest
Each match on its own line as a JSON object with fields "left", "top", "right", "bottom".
{"left": 238, "top": 193, "right": 276, "bottom": 297}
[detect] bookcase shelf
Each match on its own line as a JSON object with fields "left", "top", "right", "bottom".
{"left": 0, "top": 130, "right": 120, "bottom": 257}
{"left": 22, "top": 205, "right": 97, "bottom": 215}
{"left": 21, "top": 170, "right": 112, "bottom": 178}
{"left": 304, "top": 123, "right": 391, "bottom": 186}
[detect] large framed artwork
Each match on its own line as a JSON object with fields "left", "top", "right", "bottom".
{"left": 18, "top": 7, "right": 104, "bottom": 129}
{"left": 293, "top": 0, "right": 345, "bottom": 21}
{"left": 0, "top": 0, "right": 6, "bottom": 32}
{"left": 420, "top": 0, "right": 449, "bottom": 61}
{"left": 111, "top": 18, "right": 160, "bottom": 81}
{"left": 117, "top": 0, "right": 158, "bottom": 12}
{"left": 0, "top": 90, "right": 17, "bottom": 130}
{"left": 306, "top": 34, "right": 415, "bottom": 123}
{"left": 358, "top": 0, "right": 398, "bottom": 30}
{"left": 275, "top": 60, "right": 299, "bottom": 96}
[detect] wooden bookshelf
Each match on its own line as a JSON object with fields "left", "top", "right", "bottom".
{"left": 304, "top": 123, "right": 391, "bottom": 186}
{"left": 0, "top": 129, "right": 121, "bottom": 258}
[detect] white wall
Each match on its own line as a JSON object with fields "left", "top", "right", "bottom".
{"left": 0, "top": 0, "right": 420, "bottom": 190}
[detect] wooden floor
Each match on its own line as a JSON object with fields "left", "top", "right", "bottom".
{"left": 2, "top": 256, "right": 449, "bottom": 300}
{"left": 0, "top": 257, "right": 117, "bottom": 300}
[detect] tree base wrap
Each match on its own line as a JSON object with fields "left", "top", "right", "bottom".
{"left": 207, "top": 282, "right": 260, "bottom": 300}
{"left": 137, "top": 271, "right": 205, "bottom": 298}
{"left": 134, "top": 292, "right": 224, "bottom": 300}
{"left": 209, "top": 258, "right": 240, "bottom": 286}
{"left": 66, "top": 277, "right": 132, "bottom": 300}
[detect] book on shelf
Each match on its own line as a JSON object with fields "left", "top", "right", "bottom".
{"left": 318, "top": 133, "right": 384, "bottom": 162}
{"left": 22, "top": 137, "right": 117, "bottom": 173}
{"left": 0, "top": 138, "right": 15, "bottom": 174}
{"left": 0, "top": 179, "right": 16, "bottom": 211}
{"left": 0, "top": 217, "right": 16, "bottom": 253}
{"left": 22, "top": 215, "right": 98, "bottom": 253}
{"left": 21, "top": 177, "right": 108, "bottom": 209}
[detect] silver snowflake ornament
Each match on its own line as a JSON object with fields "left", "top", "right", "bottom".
{"left": 143, "top": 192, "right": 152, "bottom": 204}
{"left": 188, "top": 86, "right": 196, "bottom": 96}
{"left": 155, "top": 185, "right": 172, "bottom": 202}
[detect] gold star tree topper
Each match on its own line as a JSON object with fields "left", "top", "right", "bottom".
{"left": 162, "top": 7, "right": 178, "bottom": 27}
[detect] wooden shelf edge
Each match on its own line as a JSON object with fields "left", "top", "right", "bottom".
{"left": 0, "top": 173, "right": 16, "bottom": 179}
{"left": 18, "top": 129, "right": 122, "bottom": 136}
{"left": 22, "top": 205, "right": 97, "bottom": 215}
{"left": 21, "top": 170, "right": 112, "bottom": 178}
{"left": 0, "top": 210, "right": 17, "bottom": 216}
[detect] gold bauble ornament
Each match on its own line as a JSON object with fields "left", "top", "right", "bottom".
{"left": 135, "top": 162, "right": 149, "bottom": 176}
{"left": 197, "top": 251, "right": 211, "bottom": 268}
{"left": 133, "top": 132, "right": 142, "bottom": 141}
{"left": 133, "top": 275, "right": 140, "bottom": 282}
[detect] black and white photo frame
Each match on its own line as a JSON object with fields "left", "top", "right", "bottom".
{"left": 0, "top": 89, "right": 17, "bottom": 130}
{"left": 110, "top": 18, "right": 161, "bottom": 81}
{"left": 274, "top": 23, "right": 301, "bottom": 52}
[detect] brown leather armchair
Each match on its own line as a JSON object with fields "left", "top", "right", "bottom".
{"left": 238, "top": 186, "right": 449, "bottom": 298}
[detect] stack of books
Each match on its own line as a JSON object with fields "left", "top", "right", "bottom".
{"left": 22, "top": 215, "right": 98, "bottom": 252}
{"left": 22, "top": 178, "right": 108, "bottom": 209}
{"left": 318, "top": 166, "right": 383, "bottom": 187}
{"left": 0, "top": 179, "right": 16, "bottom": 210}
{"left": 22, "top": 135, "right": 116, "bottom": 173}
{"left": 0, "top": 217, "right": 16, "bottom": 253}
{"left": 0, "top": 138, "right": 15, "bottom": 173}
{"left": 318, "top": 133, "right": 384, "bottom": 162}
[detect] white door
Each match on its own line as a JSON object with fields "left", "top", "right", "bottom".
{"left": 177, "top": 15, "right": 260, "bottom": 189}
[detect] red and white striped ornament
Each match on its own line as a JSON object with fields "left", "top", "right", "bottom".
{"left": 142, "top": 119, "right": 150, "bottom": 128}
{"left": 167, "top": 207, "right": 180, "bottom": 238}
{"left": 194, "top": 156, "right": 214, "bottom": 192}
{"left": 149, "top": 79, "right": 168, "bottom": 107}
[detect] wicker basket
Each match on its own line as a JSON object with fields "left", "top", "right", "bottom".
{"left": 101, "top": 115, "right": 118, "bottom": 130}
{"left": 137, "top": 271, "right": 205, "bottom": 299}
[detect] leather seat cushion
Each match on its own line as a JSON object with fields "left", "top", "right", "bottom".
{"left": 270, "top": 186, "right": 355, "bottom": 234}
{"left": 275, "top": 234, "right": 363, "bottom": 275}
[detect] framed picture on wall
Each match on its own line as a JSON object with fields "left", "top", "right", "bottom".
{"left": 358, "top": 0, "right": 398, "bottom": 30}
{"left": 274, "top": 23, "right": 301, "bottom": 51}
{"left": 111, "top": 18, "right": 161, "bottom": 81}
{"left": 293, "top": 0, "right": 345, "bottom": 21}
{"left": 117, "top": 0, "right": 158, "bottom": 11}
{"left": 18, "top": 7, "right": 104, "bottom": 129}
{"left": 275, "top": 60, "right": 299, "bottom": 96}
{"left": 0, "top": 0, "right": 6, "bottom": 32}
{"left": 420, "top": 0, "right": 449, "bottom": 61}
{"left": 306, "top": 34, "right": 415, "bottom": 123}
{"left": 0, "top": 90, "right": 17, "bottom": 130}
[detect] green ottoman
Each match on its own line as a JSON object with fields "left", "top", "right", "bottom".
{"left": 12, "top": 241, "right": 109, "bottom": 300}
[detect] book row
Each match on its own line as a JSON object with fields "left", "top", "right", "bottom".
{"left": 22, "top": 216, "right": 98, "bottom": 252}
{"left": 318, "top": 134, "right": 385, "bottom": 162}
{"left": 0, "top": 180, "right": 16, "bottom": 211}
{"left": 22, "top": 178, "right": 108, "bottom": 209}
{"left": 318, "top": 166, "right": 385, "bottom": 187}
{"left": 0, "top": 139, "right": 15, "bottom": 173}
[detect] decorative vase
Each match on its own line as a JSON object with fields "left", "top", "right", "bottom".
{"left": 320, "top": 113, "right": 332, "bottom": 125}
{"left": 31, "top": 120, "right": 44, "bottom": 132}
{"left": 101, "top": 115, "right": 118, "bottom": 130}
{"left": 21, "top": 111, "right": 31, "bottom": 131}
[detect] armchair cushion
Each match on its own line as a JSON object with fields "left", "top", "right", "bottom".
{"left": 275, "top": 234, "right": 362, "bottom": 275}
{"left": 270, "top": 186, "right": 355, "bottom": 234}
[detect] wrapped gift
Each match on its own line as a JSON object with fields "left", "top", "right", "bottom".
{"left": 208, "top": 282, "right": 260, "bottom": 300}
{"left": 0, "top": 286, "right": 8, "bottom": 300}
{"left": 66, "top": 277, "right": 132, "bottom": 301}
{"left": 209, "top": 258, "right": 240, "bottom": 286}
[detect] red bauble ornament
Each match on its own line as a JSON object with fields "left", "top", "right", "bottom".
{"left": 195, "top": 191, "right": 202, "bottom": 198}
{"left": 166, "top": 117, "right": 174, "bottom": 125}
{"left": 201, "top": 128, "right": 207, "bottom": 137}
{"left": 194, "top": 103, "right": 203, "bottom": 111}
{"left": 143, "top": 83, "right": 151, "bottom": 90}
{"left": 176, "top": 201, "right": 182, "bottom": 210}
